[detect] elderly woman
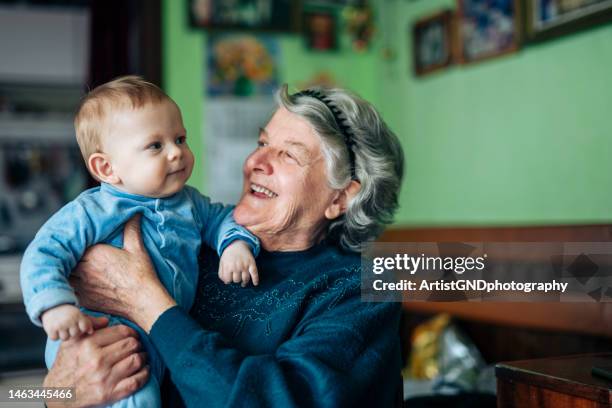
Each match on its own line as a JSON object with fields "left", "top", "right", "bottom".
{"left": 44, "top": 85, "right": 404, "bottom": 407}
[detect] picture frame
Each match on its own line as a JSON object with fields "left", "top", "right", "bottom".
{"left": 524, "top": 0, "right": 612, "bottom": 42}
{"left": 456, "top": 0, "right": 521, "bottom": 63}
{"left": 206, "top": 34, "right": 280, "bottom": 97}
{"left": 412, "top": 10, "right": 455, "bottom": 76}
{"left": 190, "top": 0, "right": 300, "bottom": 32}
{"left": 304, "top": 10, "right": 338, "bottom": 51}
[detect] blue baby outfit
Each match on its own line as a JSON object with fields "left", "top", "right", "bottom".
{"left": 20, "top": 183, "right": 259, "bottom": 408}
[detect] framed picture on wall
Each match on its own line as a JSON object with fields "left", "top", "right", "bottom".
{"left": 190, "top": 0, "right": 300, "bottom": 32}
{"left": 304, "top": 10, "right": 338, "bottom": 51}
{"left": 412, "top": 10, "right": 455, "bottom": 76}
{"left": 207, "top": 34, "right": 280, "bottom": 97}
{"left": 524, "top": 0, "right": 612, "bottom": 42}
{"left": 457, "top": 0, "right": 520, "bottom": 63}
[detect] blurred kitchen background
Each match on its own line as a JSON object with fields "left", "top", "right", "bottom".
{"left": 0, "top": 0, "right": 611, "bottom": 405}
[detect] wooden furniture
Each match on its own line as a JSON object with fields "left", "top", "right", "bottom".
{"left": 385, "top": 225, "right": 612, "bottom": 371}
{"left": 496, "top": 353, "right": 612, "bottom": 407}
{"left": 380, "top": 225, "right": 612, "bottom": 338}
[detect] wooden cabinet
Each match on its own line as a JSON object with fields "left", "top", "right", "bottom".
{"left": 496, "top": 354, "right": 612, "bottom": 408}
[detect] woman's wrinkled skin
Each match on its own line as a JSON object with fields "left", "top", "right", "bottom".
{"left": 70, "top": 215, "right": 177, "bottom": 333}
{"left": 233, "top": 107, "right": 360, "bottom": 251}
{"left": 42, "top": 311, "right": 148, "bottom": 407}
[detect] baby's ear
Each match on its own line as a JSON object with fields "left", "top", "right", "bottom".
{"left": 88, "top": 153, "right": 120, "bottom": 184}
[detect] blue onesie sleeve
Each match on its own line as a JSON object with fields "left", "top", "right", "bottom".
{"left": 20, "top": 200, "right": 96, "bottom": 327}
{"left": 184, "top": 187, "right": 259, "bottom": 257}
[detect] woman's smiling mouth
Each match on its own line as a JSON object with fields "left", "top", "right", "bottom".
{"left": 250, "top": 183, "right": 278, "bottom": 198}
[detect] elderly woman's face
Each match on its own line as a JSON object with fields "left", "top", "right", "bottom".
{"left": 233, "top": 107, "right": 338, "bottom": 246}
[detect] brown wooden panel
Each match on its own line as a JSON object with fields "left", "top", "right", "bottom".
{"left": 459, "top": 320, "right": 612, "bottom": 363}
{"left": 399, "top": 310, "right": 612, "bottom": 365}
{"left": 496, "top": 353, "right": 612, "bottom": 406}
{"left": 381, "top": 225, "right": 612, "bottom": 336}
{"left": 497, "top": 379, "right": 606, "bottom": 408}
{"left": 402, "top": 302, "right": 612, "bottom": 337}
{"left": 379, "top": 224, "right": 612, "bottom": 242}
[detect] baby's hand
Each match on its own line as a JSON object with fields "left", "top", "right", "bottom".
{"left": 219, "top": 241, "right": 259, "bottom": 287}
{"left": 41, "top": 304, "right": 94, "bottom": 341}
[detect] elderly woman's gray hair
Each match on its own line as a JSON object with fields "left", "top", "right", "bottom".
{"left": 276, "top": 84, "right": 404, "bottom": 252}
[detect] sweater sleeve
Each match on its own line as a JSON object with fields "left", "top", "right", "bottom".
{"left": 149, "top": 290, "right": 402, "bottom": 407}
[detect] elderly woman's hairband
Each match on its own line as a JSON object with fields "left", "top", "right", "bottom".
{"left": 293, "top": 89, "right": 357, "bottom": 180}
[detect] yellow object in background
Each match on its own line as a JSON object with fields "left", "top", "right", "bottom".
{"left": 404, "top": 314, "right": 452, "bottom": 380}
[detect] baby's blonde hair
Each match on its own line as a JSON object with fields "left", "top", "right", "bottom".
{"left": 74, "top": 75, "right": 171, "bottom": 166}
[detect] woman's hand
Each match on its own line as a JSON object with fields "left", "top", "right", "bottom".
{"left": 70, "top": 214, "right": 177, "bottom": 333}
{"left": 43, "top": 316, "right": 148, "bottom": 408}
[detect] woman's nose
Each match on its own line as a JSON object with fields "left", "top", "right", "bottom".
{"left": 248, "top": 148, "right": 273, "bottom": 175}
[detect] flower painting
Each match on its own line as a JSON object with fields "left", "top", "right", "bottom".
{"left": 207, "top": 34, "right": 280, "bottom": 97}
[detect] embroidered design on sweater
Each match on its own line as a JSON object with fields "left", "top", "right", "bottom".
{"left": 192, "top": 262, "right": 360, "bottom": 338}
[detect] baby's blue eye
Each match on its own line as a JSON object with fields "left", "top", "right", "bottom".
{"left": 176, "top": 136, "right": 186, "bottom": 145}
{"left": 148, "top": 142, "right": 162, "bottom": 150}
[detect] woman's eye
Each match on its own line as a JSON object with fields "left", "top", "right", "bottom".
{"left": 176, "top": 136, "right": 186, "bottom": 145}
{"left": 284, "top": 151, "right": 297, "bottom": 162}
{"left": 257, "top": 140, "right": 267, "bottom": 148}
{"left": 148, "top": 142, "right": 162, "bottom": 150}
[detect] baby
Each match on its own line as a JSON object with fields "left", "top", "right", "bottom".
{"left": 20, "top": 76, "right": 259, "bottom": 407}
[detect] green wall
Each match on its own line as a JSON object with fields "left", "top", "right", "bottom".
{"left": 163, "top": 0, "right": 205, "bottom": 188}
{"left": 378, "top": 0, "right": 612, "bottom": 226}
{"left": 162, "top": 0, "right": 377, "bottom": 191}
{"left": 164, "top": 0, "right": 612, "bottom": 227}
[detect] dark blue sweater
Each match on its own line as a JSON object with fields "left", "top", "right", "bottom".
{"left": 150, "top": 243, "right": 402, "bottom": 407}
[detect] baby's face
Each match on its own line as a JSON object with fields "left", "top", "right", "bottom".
{"left": 103, "top": 100, "right": 194, "bottom": 198}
